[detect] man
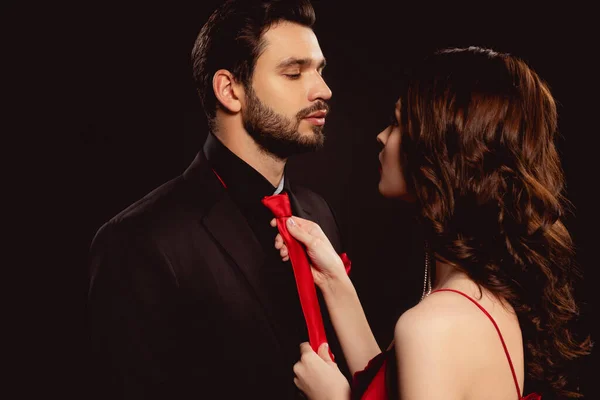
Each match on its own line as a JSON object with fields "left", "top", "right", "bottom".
{"left": 87, "top": 0, "right": 349, "bottom": 398}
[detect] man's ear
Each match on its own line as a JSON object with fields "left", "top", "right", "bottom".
{"left": 212, "top": 69, "right": 243, "bottom": 113}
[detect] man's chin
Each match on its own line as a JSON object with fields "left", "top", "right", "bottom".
{"left": 247, "top": 126, "right": 325, "bottom": 159}
{"left": 298, "top": 127, "right": 325, "bottom": 144}
{"left": 264, "top": 138, "right": 323, "bottom": 159}
{"left": 297, "top": 133, "right": 325, "bottom": 151}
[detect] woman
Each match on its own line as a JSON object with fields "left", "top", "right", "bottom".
{"left": 272, "top": 47, "right": 591, "bottom": 399}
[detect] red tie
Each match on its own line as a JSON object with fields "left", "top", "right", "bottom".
{"left": 262, "top": 192, "right": 332, "bottom": 357}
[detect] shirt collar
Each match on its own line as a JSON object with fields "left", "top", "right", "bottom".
{"left": 203, "top": 132, "right": 287, "bottom": 204}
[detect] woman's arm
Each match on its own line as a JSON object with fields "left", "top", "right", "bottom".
{"left": 319, "top": 271, "right": 382, "bottom": 375}
{"left": 282, "top": 216, "right": 381, "bottom": 375}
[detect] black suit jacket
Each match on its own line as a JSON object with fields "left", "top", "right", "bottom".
{"left": 87, "top": 151, "right": 349, "bottom": 399}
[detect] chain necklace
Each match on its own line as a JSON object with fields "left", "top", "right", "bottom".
{"left": 420, "top": 241, "right": 433, "bottom": 301}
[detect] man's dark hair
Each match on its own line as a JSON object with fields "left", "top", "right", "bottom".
{"left": 191, "top": 0, "right": 316, "bottom": 123}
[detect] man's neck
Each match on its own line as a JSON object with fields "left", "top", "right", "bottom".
{"left": 214, "top": 130, "right": 286, "bottom": 188}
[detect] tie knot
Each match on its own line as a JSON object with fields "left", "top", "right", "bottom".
{"left": 262, "top": 192, "right": 292, "bottom": 218}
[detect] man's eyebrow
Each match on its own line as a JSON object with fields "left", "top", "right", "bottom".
{"left": 276, "top": 58, "right": 327, "bottom": 70}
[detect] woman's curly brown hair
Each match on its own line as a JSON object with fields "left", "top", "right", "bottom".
{"left": 399, "top": 46, "right": 592, "bottom": 397}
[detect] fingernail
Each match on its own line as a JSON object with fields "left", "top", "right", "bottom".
{"left": 287, "top": 218, "right": 296, "bottom": 227}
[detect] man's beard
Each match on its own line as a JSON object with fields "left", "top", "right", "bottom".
{"left": 242, "top": 85, "right": 329, "bottom": 159}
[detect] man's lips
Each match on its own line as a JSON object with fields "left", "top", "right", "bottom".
{"left": 303, "top": 110, "right": 328, "bottom": 126}
{"left": 305, "top": 110, "right": 327, "bottom": 118}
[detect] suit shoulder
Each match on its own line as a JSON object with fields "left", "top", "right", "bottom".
{"left": 110, "top": 175, "right": 186, "bottom": 223}
{"left": 92, "top": 172, "right": 218, "bottom": 248}
{"left": 87, "top": 177, "right": 195, "bottom": 288}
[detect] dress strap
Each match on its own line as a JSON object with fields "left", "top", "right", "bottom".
{"left": 430, "top": 288, "right": 522, "bottom": 399}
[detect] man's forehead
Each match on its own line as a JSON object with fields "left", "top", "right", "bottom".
{"left": 260, "top": 21, "right": 324, "bottom": 64}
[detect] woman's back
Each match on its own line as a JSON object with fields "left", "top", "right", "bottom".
{"left": 394, "top": 278, "right": 525, "bottom": 399}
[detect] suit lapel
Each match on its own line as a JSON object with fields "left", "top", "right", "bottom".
{"left": 185, "top": 151, "right": 281, "bottom": 331}
{"left": 287, "top": 189, "right": 313, "bottom": 222}
{"left": 201, "top": 195, "right": 273, "bottom": 311}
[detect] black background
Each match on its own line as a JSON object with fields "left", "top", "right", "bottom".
{"left": 6, "top": 1, "right": 597, "bottom": 398}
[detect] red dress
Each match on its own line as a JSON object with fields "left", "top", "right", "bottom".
{"left": 351, "top": 289, "right": 541, "bottom": 400}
